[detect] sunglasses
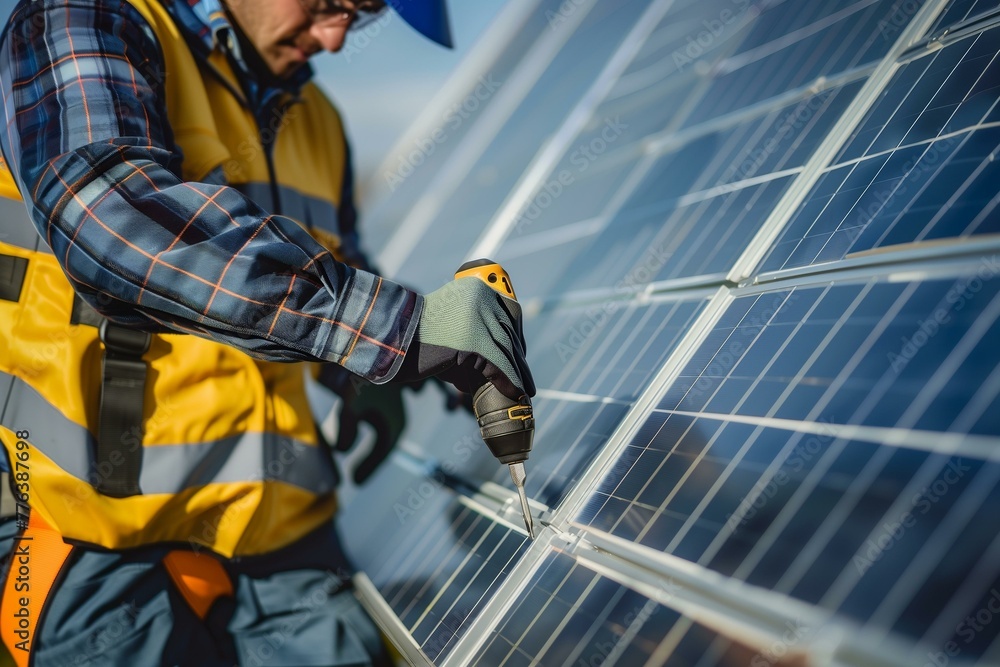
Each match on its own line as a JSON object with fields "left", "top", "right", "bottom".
{"left": 297, "top": 0, "right": 389, "bottom": 30}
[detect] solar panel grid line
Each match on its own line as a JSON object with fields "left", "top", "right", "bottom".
{"left": 455, "top": 487, "right": 535, "bottom": 538}
{"left": 716, "top": 283, "right": 920, "bottom": 582}
{"left": 530, "top": 410, "right": 636, "bottom": 501}
{"left": 642, "top": 617, "right": 697, "bottom": 667}
{"left": 923, "top": 3, "right": 1000, "bottom": 49}
{"left": 727, "top": 0, "right": 951, "bottom": 281}
{"left": 644, "top": 61, "right": 876, "bottom": 158}
{"left": 572, "top": 525, "right": 927, "bottom": 667}
{"left": 597, "top": 302, "right": 706, "bottom": 399}
{"left": 815, "top": 453, "right": 989, "bottom": 616}
{"left": 490, "top": 550, "right": 586, "bottom": 665}
{"left": 950, "top": 352, "right": 1000, "bottom": 432}
{"left": 546, "top": 288, "right": 737, "bottom": 527}
{"left": 514, "top": 566, "right": 609, "bottom": 666}
{"left": 532, "top": 389, "right": 633, "bottom": 405}
{"left": 399, "top": 514, "right": 510, "bottom": 630}
{"left": 659, "top": 410, "right": 1000, "bottom": 461}
{"left": 568, "top": 530, "right": 894, "bottom": 667}
{"left": 529, "top": 281, "right": 718, "bottom": 315}
{"left": 438, "top": 530, "right": 557, "bottom": 665}
{"left": 822, "top": 120, "right": 1000, "bottom": 173}
{"left": 376, "top": 0, "right": 600, "bottom": 276}
{"left": 440, "top": 289, "right": 734, "bottom": 663}
{"left": 920, "top": 529, "right": 1000, "bottom": 649}
{"left": 751, "top": 235, "right": 1000, "bottom": 288}
{"left": 596, "top": 416, "right": 711, "bottom": 540}
{"left": 865, "top": 461, "right": 1000, "bottom": 633}
{"left": 673, "top": 166, "right": 802, "bottom": 210}
{"left": 562, "top": 301, "right": 687, "bottom": 397}
{"left": 823, "top": 140, "right": 971, "bottom": 258}
{"left": 468, "top": 0, "right": 679, "bottom": 260}
{"left": 414, "top": 521, "right": 510, "bottom": 645}
{"left": 713, "top": 0, "right": 882, "bottom": 77}
{"left": 572, "top": 548, "right": 811, "bottom": 660}
{"left": 909, "top": 138, "right": 1000, "bottom": 244}
{"left": 630, "top": 291, "right": 848, "bottom": 554}
{"left": 498, "top": 215, "right": 605, "bottom": 260}
{"left": 544, "top": 300, "right": 663, "bottom": 396}
{"left": 383, "top": 507, "right": 484, "bottom": 614}
{"left": 369, "top": 485, "right": 458, "bottom": 587}
{"left": 884, "top": 281, "right": 1000, "bottom": 427}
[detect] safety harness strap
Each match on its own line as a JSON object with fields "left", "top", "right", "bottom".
{"left": 96, "top": 319, "right": 151, "bottom": 497}
{"left": 0, "top": 513, "right": 75, "bottom": 667}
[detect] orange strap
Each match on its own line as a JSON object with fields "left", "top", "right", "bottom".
{"left": 162, "top": 550, "right": 233, "bottom": 620}
{"left": 0, "top": 513, "right": 74, "bottom": 667}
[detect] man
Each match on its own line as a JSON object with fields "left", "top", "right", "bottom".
{"left": 0, "top": 0, "right": 534, "bottom": 665}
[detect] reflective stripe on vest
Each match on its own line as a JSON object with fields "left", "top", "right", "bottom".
{"left": 0, "top": 0, "right": 355, "bottom": 556}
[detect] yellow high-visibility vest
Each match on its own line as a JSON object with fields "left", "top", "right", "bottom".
{"left": 0, "top": 0, "right": 352, "bottom": 557}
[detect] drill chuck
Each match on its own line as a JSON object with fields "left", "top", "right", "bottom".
{"left": 472, "top": 383, "right": 534, "bottom": 464}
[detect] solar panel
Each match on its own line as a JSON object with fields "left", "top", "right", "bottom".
{"left": 337, "top": 0, "right": 1000, "bottom": 664}
{"left": 759, "top": 22, "right": 1000, "bottom": 273}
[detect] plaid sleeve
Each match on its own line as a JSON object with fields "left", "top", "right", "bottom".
{"left": 0, "top": 0, "right": 420, "bottom": 382}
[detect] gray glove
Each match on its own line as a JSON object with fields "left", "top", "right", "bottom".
{"left": 395, "top": 277, "right": 536, "bottom": 400}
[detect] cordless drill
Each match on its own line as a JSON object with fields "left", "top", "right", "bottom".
{"left": 455, "top": 259, "right": 536, "bottom": 538}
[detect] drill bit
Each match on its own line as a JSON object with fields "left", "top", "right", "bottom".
{"left": 508, "top": 462, "right": 535, "bottom": 539}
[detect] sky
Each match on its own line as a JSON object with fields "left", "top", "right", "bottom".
{"left": 0, "top": 0, "right": 510, "bottom": 190}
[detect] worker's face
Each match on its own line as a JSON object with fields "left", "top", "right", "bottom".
{"left": 224, "top": 0, "right": 356, "bottom": 78}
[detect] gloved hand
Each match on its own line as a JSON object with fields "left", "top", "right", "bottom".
{"left": 396, "top": 277, "right": 536, "bottom": 401}
{"left": 317, "top": 365, "right": 411, "bottom": 484}
{"left": 336, "top": 379, "right": 407, "bottom": 484}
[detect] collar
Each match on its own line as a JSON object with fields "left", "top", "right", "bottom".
{"left": 160, "top": 0, "right": 313, "bottom": 103}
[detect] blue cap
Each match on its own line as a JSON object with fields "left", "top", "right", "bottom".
{"left": 387, "top": 0, "right": 453, "bottom": 48}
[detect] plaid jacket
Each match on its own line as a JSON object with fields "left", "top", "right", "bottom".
{"left": 0, "top": 0, "right": 421, "bottom": 383}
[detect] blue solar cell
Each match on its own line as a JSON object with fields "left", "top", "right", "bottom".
{"left": 471, "top": 551, "right": 689, "bottom": 666}
{"left": 930, "top": 0, "right": 1000, "bottom": 34}
{"left": 760, "top": 28, "right": 1000, "bottom": 273}
{"left": 339, "top": 0, "right": 1000, "bottom": 662}
{"left": 680, "top": 0, "right": 911, "bottom": 125}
